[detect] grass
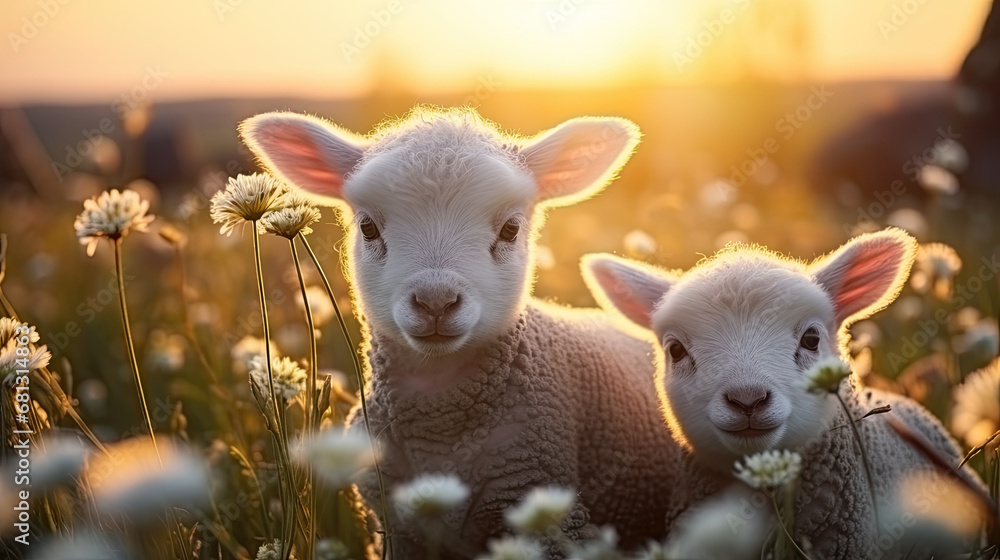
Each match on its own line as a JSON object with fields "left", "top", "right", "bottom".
{"left": 0, "top": 111, "right": 998, "bottom": 559}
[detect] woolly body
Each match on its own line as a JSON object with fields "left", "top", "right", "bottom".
{"left": 239, "top": 107, "right": 708, "bottom": 557}
{"left": 583, "top": 230, "right": 986, "bottom": 558}
{"left": 359, "top": 302, "right": 708, "bottom": 556}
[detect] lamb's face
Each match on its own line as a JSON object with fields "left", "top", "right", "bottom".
{"left": 583, "top": 229, "right": 917, "bottom": 473}
{"left": 240, "top": 108, "right": 641, "bottom": 360}
{"left": 342, "top": 151, "right": 536, "bottom": 357}
{"left": 650, "top": 263, "right": 838, "bottom": 466}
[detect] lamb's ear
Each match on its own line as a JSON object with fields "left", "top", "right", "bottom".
{"left": 581, "top": 254, "right": 675, "bottom": 329}
{"left": 521, "top": 117, "right": 641, "bottom": 207}
{"left": 239, "top": 112, "right": 365, "bottom": 202}
{"left": 810, "top": 228, "right": 917, "bottom": 328}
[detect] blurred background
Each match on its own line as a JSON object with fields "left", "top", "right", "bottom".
{"left": 1, "top": 0, "right": 999, "bottom": 502}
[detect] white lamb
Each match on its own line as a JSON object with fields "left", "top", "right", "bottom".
{"left": 238, "top": 107, "right": 710, "bottom": 557}
{"left": 583, "top": 229, "right": 986, "bottom": 558}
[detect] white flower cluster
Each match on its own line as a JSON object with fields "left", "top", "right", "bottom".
{"left": 733, "top": 449, "right": 802, "bottom": 490}
{"left": 210, "top": 173, "right": 322, "bottom": 239}
{"left": 393, "top": 473, "right": 470, "bottom": 519}
{"left": 248, "top": 355, "right": 306, "bottom": 401}
{"left": 74, "top": 188, "right": 155, "bottom": 255}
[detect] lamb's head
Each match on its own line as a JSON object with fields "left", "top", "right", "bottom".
{"left": 583, "top": 229, "right": 917, "bottom": 469}
{"left": 240, "top": 107, "right": 640, "bottom": 358}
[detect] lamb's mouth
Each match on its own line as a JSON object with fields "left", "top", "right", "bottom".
{"left": 412, "top": 333, "right": 462, "bottom": 345}
{"left": 407, "top": 332, "right": 471, "bottom": 356}
{"left": 723, "top": 427, "right": 776, "bottom": 438}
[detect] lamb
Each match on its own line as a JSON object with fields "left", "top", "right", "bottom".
{"left": 238, "top": 107, "right": 711, "bottom": 557}
{"left": 582, "top": 229, "right": 987, "bottom": 558}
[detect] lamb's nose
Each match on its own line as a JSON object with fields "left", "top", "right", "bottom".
{"left": 412, "top": 289, "right": 461, "bottom": 319}
{"left": 725, "top": 390, "right": 770, "bottom": 416}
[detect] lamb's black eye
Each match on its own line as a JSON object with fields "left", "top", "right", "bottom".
{"left": 800, "top": 327, "right": 820, "bottom": 351}
{"left": 498, "top": 218, "right": 520, "bottom": 242}
{"left": 359, "top": 216, "right": 380, "bottom": 241}
{"left": 667, "top": 341, "right": 688, "bottom": 363}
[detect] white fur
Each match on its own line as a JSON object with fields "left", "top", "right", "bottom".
{"left": 241, "top": 107, "right": 639, "bottom": 362}
{"left": 582, "top": 229, "right": 918, "bottom": 470}
{"left": 239, "top": 107, "right": 670, "bottom": 556}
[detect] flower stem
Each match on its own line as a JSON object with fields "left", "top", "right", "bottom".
{"left": 290, "top": 238, "right": 317, "bottom": 560}
{"left": 299, "top": 235, "right": 393, "bottom": 557}
{"left": 113, "top": 238, "right": 161, "bottom": 465}
{"left": 835, "top": 391, "right": 881, "bottom": 543}
{"left": 251, "top": 224, "right": 295, "bottom": 560}
{"left": 769, "top": 492, "right": 812, "bottom": 560}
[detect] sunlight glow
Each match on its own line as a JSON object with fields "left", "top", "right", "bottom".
{"left": 0, "top": 0, "right": 990, "bottom": 102}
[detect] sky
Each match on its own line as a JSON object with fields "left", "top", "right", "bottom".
{"left": 0, "top": 0, "right": 991, "bottom": 103}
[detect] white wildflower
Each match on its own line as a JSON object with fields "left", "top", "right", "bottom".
{"left": 951, "top": 359, "right": 1000, "bottom": 448}
{"left": 294, "top": 429, "right": 377, "bottom": 489}
{"left": 314, "top": 538, "right": 349, "bottom": 560}
{"left": 952, "top": 318, "right": 999, "bottom": 357}
{"left": 0, "top": 318, "right": 39, "bottom": 346}
{"left": 535, "top": 244, "right": 556, "bottom": 271}
{"left": 210, "top": 173, "right": 287, "bottom": 235}
{"left": 566, "top": 526, "right": 620, "bottom": 560}
{"left": 231, "top": 336, "right": 279, "bottom": 369}
{"left": 249, "top": 355, "right": 306, "bottom": 401}
{"left": 88, "top": 439, "right": 210, "bottom": 522}
{"left": 911, "top": 243, "right": 962, "bottom": 299}
{"left": 505, "top": 486, "right": 575, "bottom": 534}
{"left": 33, "top": 437, "right": 90, "bottom": 490}
{"left": 32, "top": 532, "right": 125, "bottom": 560}
{"left": 260, "top": 196, "right": 321, "bottom": 239}
{"left": 805, "top": 357, "right": 851, "bottom": 394}
{"left": 0, "top": 342, "right": 51, "bottom": 386}
{"left": 934, "top": 139, "right": 969, "bottom": 173}
{"left": 917, "top": 164, "right": 959, "bottom": 195}
{"left": 146, "top": 329, "right": 186, "bottom": 371}
{"left": 623, "top": 229, "right": 657, "bottom": 258}
{"left": 476, "top": 535, "right": 543, "bottom": 560}
{"left": 393, "top": 473, "right": 470, "bottom": 519}
{"left": 663, "top": 488, "right": 769, "bottom": 559}
{"left": 255, "top": 539, "right": 295, "bottom": 560}
{"left": 296, "top": 285, "right": 335, "bottom": 327}
{"left": 74, "top": 189, "right": 155, "bottom": 256}
{"left": 634, "top": 541, "right": 669, "bottom": 560}
{"left": 733, "top": 449, "right": 802, "bottom": 490}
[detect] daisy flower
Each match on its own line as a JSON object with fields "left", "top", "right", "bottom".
{"left": 733, "top": 449, "right": 802, "bottom": 490}
{"left": 74, "top": 189, "right": 154, "bottom": 256}
{"left": 209, "top": 173, "right": 287, "bottom": 235}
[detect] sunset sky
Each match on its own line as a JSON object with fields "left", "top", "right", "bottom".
{"left": 0, "top": 0, "right": 991, "bottom": 103}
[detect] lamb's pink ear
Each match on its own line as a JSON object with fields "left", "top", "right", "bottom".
{"left": 810, "top": 228, "right": 917, "bottom": 328}
{"left": 581, "top": 254, "right": 674, "bottom": 329}
{"left": 521, "top": 118, "right": 641, "bottom": 207}
{"left": 239, "top": 112, "right": 365, "bottom": 202}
